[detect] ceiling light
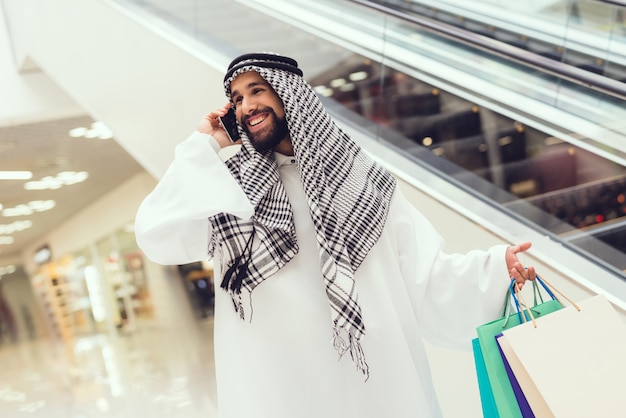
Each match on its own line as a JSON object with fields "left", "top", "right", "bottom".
{"left": 0, "top": 171, "right": 33, "bottom": 180}
{"left": 34, "top": 245, "right": 52, "bottom": 265}
{"left": 339, "top": 83, "right": 355, "bottom": 92}
{"left": 330, "top": 78, "right": 346, "bottom": 88}
{"left": 0, "top": 236, "right": 14, "bottom": 245}
{"left": 69, "top": 127, "right": 88, "bottom": 137}
{"left": 349, "top": 71, "right": 368, "bottom": 82}
{"left": 313, "top": 85, "right": 333, "bottom": 97}
{"left": 24, "top": 171, "right": 88, "bottom": 190}
{"left": 69, "top": 121, "right": 113, "bottom": 140}
{"left": 2, "top": 201, "right": 55, "bottom": 217}
{"left": 0, "top": 220, "right": 33, "bottom": 234}
{"left": 29, "top": 200, "right": 56, "bottom": 211}
{"left": 0, "top": 264, "right": 16, "bottom": 275}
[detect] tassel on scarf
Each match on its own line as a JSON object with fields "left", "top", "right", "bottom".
{"left": 220, "top": 259, "right": 247, "bottom": 294}
{"left": 349, "top": 334, "right": 370, "bottom": 382}
{"left": 220, "top": 261, "right": 240, "bottom": 291}
{"left": 220, "top": 230, "right": 255, "bottom": 294}
{"left": 222, "top": 261, "right": 248, "bottom": 321}
{"left": 220, "top": 230, "right": 255, "bottom": 321}
{"left": 332, "top": 326, "right": 370, "bottom": 381}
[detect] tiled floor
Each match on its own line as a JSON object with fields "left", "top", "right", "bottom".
{"left": 0, "top": 315, "right": 218, "bottom": 417}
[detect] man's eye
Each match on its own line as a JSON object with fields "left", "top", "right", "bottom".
{"left": 234, "top": 97, "right": 243, "bottom": 104}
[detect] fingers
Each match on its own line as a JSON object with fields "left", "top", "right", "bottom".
{"left": 510, "top": 263, "right": 536, "bottom": 289}
{"left": 213, "top": 104, "right": 233, "bottom": 119}
{"left": 205, "top": 109, "right": 225, "bottom": 125}
{"left": 505, "top": 241, "right": 536, "bottom": 288}
{"left": 512, "top": 241, "right": 532, "bottom": 255}
{"left": 202, "top": 104, "right": 233, "bottom": 124}
{"left": 197, "top": 104, "right": 235, "bottom": 147}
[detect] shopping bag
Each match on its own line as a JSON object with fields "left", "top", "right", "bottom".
{"left": 472, "top": 338, "right": 499, "bottom": 417}
{"left": 495, "top": 333, "right": 534, "bottom": 417}
{"left": 498, "top": 289, "right": 626, "bottom": 417}
{"left": 475, "top": 278, "right": 562, "bottom": 418}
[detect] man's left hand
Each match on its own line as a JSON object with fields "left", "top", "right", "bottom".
{"left": 506, "top": 242, "right": 535, "bottom": 288}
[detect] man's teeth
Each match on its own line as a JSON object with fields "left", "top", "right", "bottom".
{"left": 250, "top": 115, "right": 266, "bottom": 126}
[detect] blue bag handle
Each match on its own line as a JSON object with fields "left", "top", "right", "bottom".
{"left": 509, "top": 275, "right": 559, "bottom": 324}
{"left": 510, "top": 274, "right": 580, "bottom": 326}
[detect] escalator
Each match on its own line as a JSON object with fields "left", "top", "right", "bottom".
{"left": 115, "top": 0, "right": 626, "bottom": 275}
{"left": 307, "top": 53, "right": 626, "bottom": 272}
{"left": 375, "top": 0, "right": 626, "bottom": 83}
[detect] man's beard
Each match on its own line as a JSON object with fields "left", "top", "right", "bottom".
{"left": 242, "top": 108, "right": 289, "bottom": 154}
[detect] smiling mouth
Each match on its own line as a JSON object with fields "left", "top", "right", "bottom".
{"left": 248, "top": 114, "right": 267, "bottom": 128}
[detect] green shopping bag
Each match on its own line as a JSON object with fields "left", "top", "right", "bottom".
{"left": 475, "top": 277, "right": 563, "bottom": 418}
{"left": 472, "top": 338, "right": 499, "bottom": 417}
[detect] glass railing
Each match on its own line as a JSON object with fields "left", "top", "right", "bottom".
{"left": 114, "top": 0, "right": 626, "bottom": 279}
{"left": 315, "top": 0, "right": 626, "bottom": 157}
{"left": 380, "top": 0, "right": 626, "bottom": 83}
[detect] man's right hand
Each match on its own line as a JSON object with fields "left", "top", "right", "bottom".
{"left": 197, "top": 104, "right": 241, "bottom": 148}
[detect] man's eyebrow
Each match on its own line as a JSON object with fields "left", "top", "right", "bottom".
{"left": 231, "top": 81, "right": 266, "bottom": 98}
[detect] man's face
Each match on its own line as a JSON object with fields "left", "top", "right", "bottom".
{"left": 230, "top": 71, "right": 289, "bottom": 154}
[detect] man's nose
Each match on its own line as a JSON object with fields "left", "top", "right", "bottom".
{"left": 241, "top": 97, "right": 258, "bottom": 115}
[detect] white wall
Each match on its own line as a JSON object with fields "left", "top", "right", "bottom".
{"left": 0, "top": 6, "right": 83, "bottom": 125}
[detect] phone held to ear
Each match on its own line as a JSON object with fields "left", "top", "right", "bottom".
{"left": 219, "top": 107, "right": 240, "bottom": 142}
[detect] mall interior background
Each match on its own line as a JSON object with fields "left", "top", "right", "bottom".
{"left": 0, "top": 0, "right": 625, "bottom": 416}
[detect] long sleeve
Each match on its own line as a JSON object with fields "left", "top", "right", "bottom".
{"left": 391, "top": 188, "right": 510, "bottom": 349}
{"left": 134, "top": 131, "right": 254, "bottom": 265}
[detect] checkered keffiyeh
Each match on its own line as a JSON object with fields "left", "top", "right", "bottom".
{"left": 208, "top": 53, "right": 396, "bottom": 378}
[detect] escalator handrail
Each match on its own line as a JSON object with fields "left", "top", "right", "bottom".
{"left": 595, "top": 0, "right": 626, "bottom": 7}
{"left": 349, "top": 0, "right": 626, "bottom": 102}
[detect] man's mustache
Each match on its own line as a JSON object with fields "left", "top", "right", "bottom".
{"left": 242, "top": 107, "right": 273, "bottom": 125}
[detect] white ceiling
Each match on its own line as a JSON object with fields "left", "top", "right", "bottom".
{"left": 0, "top": 114, "right": 145, "bottom": 261}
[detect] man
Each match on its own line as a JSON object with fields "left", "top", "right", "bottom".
{"left": 135, "top": 52, "right": 535, "bottom": 418}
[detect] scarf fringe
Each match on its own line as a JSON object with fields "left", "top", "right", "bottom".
{"left": 228, "top": 292, "right": 245, "bottom": 320}
{"left": 226, "top": 290, "right": 255, "bottom": 323}
{"left": 332, "top": 327, "right": 370, "bottom": 381}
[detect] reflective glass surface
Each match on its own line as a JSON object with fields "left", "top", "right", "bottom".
{"left": 114, "top": 0, "right": 626, "bottom": 277}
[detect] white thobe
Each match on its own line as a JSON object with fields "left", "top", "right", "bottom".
{"left": 135, "top": 131, "right": 510, "bottom": 418}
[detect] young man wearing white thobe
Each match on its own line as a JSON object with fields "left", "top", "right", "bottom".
{"left": 135, "top": 52, "right": 535, "bottom": 418}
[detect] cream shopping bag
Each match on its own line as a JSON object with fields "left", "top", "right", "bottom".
{"left": 498, "top": 292, "right": 626, "bottom": 417}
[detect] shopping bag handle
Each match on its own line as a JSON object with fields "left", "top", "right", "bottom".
{"left": 509, "top": 276, "right": 552, "bottom": 325}
{"left": 536, "top": 275, "right": 580, "bottom": 312}
{"left": 501, "top": 275, "right": 555, "bottom": 327}
{"left": 514, "top": 283, "right": 537, "bottom": 327}
{"left": 513, "top": 275, "right": 581, "bottom": 328}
